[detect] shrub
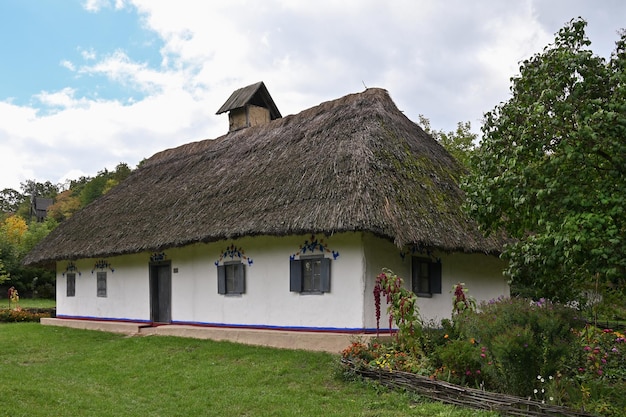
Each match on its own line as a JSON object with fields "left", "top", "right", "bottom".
{"left": 434, "top": 338, "right": 489, "bottom": 388}
{"left": 456, "top": 297, "right": 584, "bottom": 396}
{"left": 373, "top": 269, "right": 423, "bottom": 356}
{"left": 0, "top": 308, "right": 52, "bottom": 322}
{"left": 341, "top": 339, "right": 430, "bottom": 375}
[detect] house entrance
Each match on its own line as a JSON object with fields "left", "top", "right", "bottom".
{"left": 149, "top": 261, "right": 171, "bottom": 324}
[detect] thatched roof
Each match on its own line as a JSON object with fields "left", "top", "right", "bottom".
{"left": 24, "top": 88, "right": 505, "bottom": 265}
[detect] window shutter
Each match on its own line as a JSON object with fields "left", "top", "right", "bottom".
{"left": 217, "top": 265, "right": 226, "bottom": 294}
{"left": 429, "top": 261, "right": 442, "bottom": 294}
{"left": 411, "top": 257, "right": 419, "bottom": 294}
{"left": 234, "top": 264, "right": 245, "bottom": 294}
{"left": 289, "top": 259, "right": 302, "bottom": 292}
{"left": 320, "top": 258, "right": 331, "bottom": 293}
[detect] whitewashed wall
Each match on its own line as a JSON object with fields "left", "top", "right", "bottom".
{"left": 56, "top": 253, "right": 150, "bottom": 321}
{"left": 55, "top": 232, "right": 508, "bottom": 331}
{"left": 170, "top": 233, "right": 366, "bottom": 330}
{"left": 361, "top": 233, "right": 509, "bottom": 329}
{"left": 56, "top": 233, "right": 368, "bottom": 330}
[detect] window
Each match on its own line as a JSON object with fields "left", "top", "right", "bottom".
{"left": 290, "top": 256, "right": 331, "bottom": 293}
{"left": 97, "top": 271, "right": 107, "bottom": 297}
{"left": 411, "top": 257, "right": 442, "bottom": 297}
{"left": 66, "top": 273, "right": 76, "bottom": 297}
{"left": 217, "top": 262, "right": 245, "bottom": 295}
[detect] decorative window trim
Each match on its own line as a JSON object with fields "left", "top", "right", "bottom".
{"left": 289, "top": 235, "right": 339, "bottom": 261}
{"left": 92, "top": 259, "right": 114, "bottom": 274}
{"left": 214, "top": 244, "right": 253, "bottom": 267}
{"left": 63, "top": 261, "right": 81, "bottom": 277}
{"left": 150, "top": 252, "right": 167, "bottom": 263}
{"left": 289, "top": 236, "right": 337, "bottom": 294}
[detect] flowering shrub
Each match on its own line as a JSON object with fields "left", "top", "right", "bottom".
{"left": 0, "top": 308, "right": 51, "bottom": 322}
{"left": 433, "top": 338, "right": 489, "bottom": 388}
{"left": 575, "top": 326, "right": 626, "bottom": 382}
{"left": 341, "top": 272, "right": 626, "bottom": 416}
{"left": 341, "top": 339, "right": 429, "bottom": 374}
{"left": 455, "top": 296, "right": 583, "bottom": 396}
{"left": 373, "top": 269, "right": 423, "bottom": 356}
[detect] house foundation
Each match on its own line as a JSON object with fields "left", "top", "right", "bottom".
{"left": 40, "top": 318, "right": 380, "bottom": 353}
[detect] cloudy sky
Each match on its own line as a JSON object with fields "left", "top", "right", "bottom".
{"left": 0, "top": 0, "right": 624, "bottom": 192}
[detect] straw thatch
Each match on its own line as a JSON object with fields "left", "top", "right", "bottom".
{"left": 24, "top": 88, "right": 505, "bottom": 265}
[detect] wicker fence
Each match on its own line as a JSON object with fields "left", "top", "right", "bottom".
{"left": 341, "top": 359, "right": 599, "bottom": 417}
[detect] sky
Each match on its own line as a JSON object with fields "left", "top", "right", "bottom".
{"left": 1, "top": 0, "right": 624, "bottom": 192}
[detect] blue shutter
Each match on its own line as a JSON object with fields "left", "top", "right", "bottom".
{"left": 429, "top": 261, "right": 442, "bottom": 294}
{"left": 290, "top": 259, "right": 302, "bottom": 292}
{"left": 234, "top": 263, "right": 245, "bottom": 294}
{"left": 320, "top": 258, "right": 331, "bottom": 293}
{"left": 217, "top": 265, "right": 226, "bottom": 294}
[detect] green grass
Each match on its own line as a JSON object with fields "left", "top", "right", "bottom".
{"left": 1, "top": 298, "right": 56, "bottom": 309}
{"left": 0, "top": 324, "right": 500, "bottom": 417}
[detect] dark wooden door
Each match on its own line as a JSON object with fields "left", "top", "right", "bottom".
{"left": 150, "top": 262, "right": 171, "bottom": 323}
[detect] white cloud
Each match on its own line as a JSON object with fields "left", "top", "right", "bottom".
{"left": 1, "top": 0, "right": 625, "bottom": 191}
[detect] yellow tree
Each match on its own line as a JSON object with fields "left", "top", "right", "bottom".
{"left": 2, "top": 215, "right": 28, "bottom": 246}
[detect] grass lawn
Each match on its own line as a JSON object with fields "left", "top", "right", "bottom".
{"left": 1, "top": 323, "right": 500, "bottom": 417}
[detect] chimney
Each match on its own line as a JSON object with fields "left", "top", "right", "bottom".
{"left": 216, "top": 81, "right": 282, "bottom": 132}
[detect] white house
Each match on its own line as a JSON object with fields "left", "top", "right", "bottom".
{"left": 24, "top": 83, "right": 509, "bottom": 350}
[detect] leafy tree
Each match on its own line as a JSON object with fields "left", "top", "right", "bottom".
{"left": 0, "top": 258, "right": 9, "bottom": 285}
{"left": 418, "top": 115, "right": 477, "bottom": 170}
{"left": 0, "top": 188, "right": 26, "bottom": 214}
{"left": 464, "top": 18, "right": 626, "bottom": 302}
{"left": 47, "top": 189, "right": 81, "bottom": 222}
{"left": 2, "top": 216, "right": 28, "bottom": 246}
{"left": 20, "top": 180, "right": 58, "bottom": 200}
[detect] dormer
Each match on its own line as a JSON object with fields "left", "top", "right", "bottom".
{"left": 216, "top": 81, "right": 282, "bottom": 132}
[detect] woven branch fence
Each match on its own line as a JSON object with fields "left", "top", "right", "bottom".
{"left": 341, "top": 359, "right": 599, "bottom": 417}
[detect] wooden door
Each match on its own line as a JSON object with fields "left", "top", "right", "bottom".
{"left": 150, "top": 262, "right": 171, "bottom": 323}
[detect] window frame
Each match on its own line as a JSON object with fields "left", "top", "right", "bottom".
{"left": 289, "top": 256, "right": 331, "bottom": 294}
{"left": 411, "top": 257, "right": 442, "bottom": 297}
{"left": 217, "top": 261, "right": 245, "bottom": 295}
{"left": 66, "top": 273, "right": 76, "bottom": 297}
{"left": 96, "top": 271, "right": 107, "bottom": 298}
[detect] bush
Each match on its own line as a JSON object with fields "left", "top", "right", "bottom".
{"left": 0, "top": 308, "right": 52, "bottom": 322}
{"left": 456, "top": 297, "right": 584, "bottom": 396}
{"left": 434, "top": 338, "right": 489, "bottom": 388}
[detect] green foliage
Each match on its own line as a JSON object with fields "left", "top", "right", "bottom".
{"left": 0, "top": 258, "right": 9, "bottom": 285}
{"left": 463, "top": 18, "right": 626, "bottom": 302}
{"left": 374, "top": 269, "right": 423, "bottom": 356}
{"left": 342, "top": 339, "right": 430, "bottom": 375}
{"left": 0, "top": 308, "right": 51, "bottom": 322}
{"left": 434, "top": 338, "right": 487, "bottom": 387}
{"left": 418, "top": 115, "right": 477, "bottom": 171}
{"left": 456, "top": 297, "right": 584, "bottom": 397}
{"left": 0, "top": 188, "right": 26, "bottom": 213}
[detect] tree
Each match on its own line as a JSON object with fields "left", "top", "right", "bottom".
{"left": 0, "top": 188, "right": 26, "bottom": 214}
{"left": 20, "top": 180, "right": 58, "bottom": 200}
{"left": 418, "top": 115, "right": 477, "bottom": 171}
{"left": 464, "top": 18, "right": 626, "bottom": 302}
{"left": 47, "top": 189, "right": 81, "bottom": 222}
